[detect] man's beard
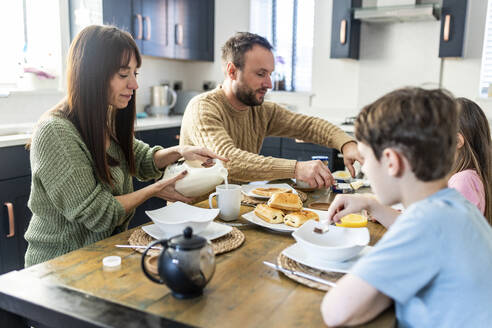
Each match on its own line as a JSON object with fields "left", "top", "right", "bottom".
{"left": 235, "top": 84, "right": 267, "bottom": 107}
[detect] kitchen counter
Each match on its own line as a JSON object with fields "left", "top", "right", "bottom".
{"left": 0, "top": 114, "right": 356, "bottom": 148}
{"left": 0, "top": 116, "right": 183, "bottom": 148}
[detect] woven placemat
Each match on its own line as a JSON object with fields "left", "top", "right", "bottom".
{"left": 128, "top": 227, "right": 245, "bottom": 257}
{"left": 276, "top": 253, "right": 344, "bottom": 291}
{"left": 241, "top": 189, "right": 307, "bottom": 206}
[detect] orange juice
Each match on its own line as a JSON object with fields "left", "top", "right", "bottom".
{"left": 335, "top": 213, "right": 368, "bottom": 228}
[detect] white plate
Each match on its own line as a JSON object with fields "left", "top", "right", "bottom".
{"left": 292, "top": 220, "right": 370, "bottom": 262}
{"left": 241, "top": 207, "right": 329, "bottom": 232}
{"left": 145, "top": 201, "right": 220, "bottom": 223}
{"left": 145, "top": 202, "right": 220, "bottom": 235}
{"left": 282, "top": 242, "right": 373, "bottom": 273}
{"left": 142, "top": 222, "right": 232, "bottom": 240}
{"left": 241, "top": 183, "right": 298, "bottom": 199}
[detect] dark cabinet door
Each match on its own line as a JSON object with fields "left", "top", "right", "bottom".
{"left": 281, "top": 138, "right": 344, "bottom": 172}
{"left": 330, "top": 0, "right": 361, "bottom": 59}
{"left": 439, "top": 0, "right": 468, "bottom": 58}
{"left": 0, "top": 176, "right": 32, "bottom": 274}
{"left": 141, "top": 0, "right": 174, "bottom": 58}
{"left": 172, "top": 0, "right": 214, "bottom": 61}
{"left": 260, "top": 137, "right": 282, "bottom": 158}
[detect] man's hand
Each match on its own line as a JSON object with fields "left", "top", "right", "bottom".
{"left": 341, "top": 141, "right": 363, "bottom": 177}
{"left": 295, "top": 160, "right": 334, "bottom": 189}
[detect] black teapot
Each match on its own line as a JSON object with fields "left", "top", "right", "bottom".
{"left": 141, "top": 227, "right": 215, "bottom": 299}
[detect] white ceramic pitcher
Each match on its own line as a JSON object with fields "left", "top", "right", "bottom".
{"left": 162, "top": 159, "right": 228, "bottom": 197}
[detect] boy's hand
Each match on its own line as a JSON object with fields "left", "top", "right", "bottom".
{"left": 325, "top": 194, "right": 372, "bottom": 224}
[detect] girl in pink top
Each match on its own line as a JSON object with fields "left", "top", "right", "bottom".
{"left": 448, "top": 98, "right": 492, "bottom": 225}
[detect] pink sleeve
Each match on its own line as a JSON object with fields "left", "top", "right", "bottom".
{"left": 448, "top": 171, "right": 486, "bottom": 214}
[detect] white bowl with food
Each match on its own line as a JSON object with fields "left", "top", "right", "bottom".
{"left": 145, "top": 201, "right": 219, "bottom": 236}
{"left": 292, "top": 220, "right": 370, "bottom": 262}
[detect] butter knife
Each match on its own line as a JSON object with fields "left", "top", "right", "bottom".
{"left": 263, "top": 261, "right": 336, "bottom": 288}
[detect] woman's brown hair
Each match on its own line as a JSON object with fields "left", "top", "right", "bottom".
{"left": 51, "top": 25, "right": 141, "bottom": 185}
{"left": 452, "top": 98, "right": 492, "bottom": 224}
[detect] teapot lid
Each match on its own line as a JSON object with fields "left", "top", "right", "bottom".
{"left": 168, "top": 227, "right": 207, "bottom": 251}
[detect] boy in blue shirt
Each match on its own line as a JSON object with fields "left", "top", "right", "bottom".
{"left": 321, "top": 87, "right": 492, "bottom": 327}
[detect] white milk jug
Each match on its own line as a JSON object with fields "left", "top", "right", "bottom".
{"left": 162, "top": 159, "right": 228, "bottom": 197}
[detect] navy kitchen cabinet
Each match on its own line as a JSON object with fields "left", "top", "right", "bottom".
{"left": 69, "top": 0, "right": 214, "bottom": 61}
{"left": 259, "top": 137, "right": 345, "bottom": 172}
{"left": 0, "top": 146, "right": 32, "bottom": 274}
{"left": 172, "top": 0, "right": 215, "bottom": 61}
{"left": 330, "top": 0, "right": 361, "bottom": 59}
{"left": 259, "top": 137, "right": 282, "bottom": 158}
{"left": 130, "top": 126, "right": 181, "bottom": 228}
{"left": 439, "top": 0, "right": 468, "bottom": 58}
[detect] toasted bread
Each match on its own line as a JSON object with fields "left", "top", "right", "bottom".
{"left": 267, "top": 192, "right": 303, "bottom": 211}
{"left": 283, "top": 210, "right": 319, "bottom": 228}
{"left": 251, "top": 187, "right": 292, "bottom": 197}
{"left": 254, "top": 204, "right": 285, "bottom": 224}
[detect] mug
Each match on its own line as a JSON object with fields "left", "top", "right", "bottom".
{"left": 208, "top": 184, "right": 241, "bottom": 221}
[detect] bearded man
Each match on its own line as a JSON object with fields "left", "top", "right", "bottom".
{"left": 179, "top": 32, "right": 362, "bottom": 188}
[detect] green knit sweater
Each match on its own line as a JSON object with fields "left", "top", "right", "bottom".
{"left": 25, "top": 114, "right": 163, "bottom": 266}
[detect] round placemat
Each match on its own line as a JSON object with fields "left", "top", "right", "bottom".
{"left": 128, "top": 226, "right": 245, "bottom": 257}
{"left": 276, "top": 253, "right": 344, "bottom": 291}
{"left": 241, "top": 189, "right": 308, "bottom": 206}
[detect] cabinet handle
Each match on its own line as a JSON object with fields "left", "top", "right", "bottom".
{"left": 175, "top": 24, "right": 184, "bottom": 45}
{"left": 135, "top": 14, "right": 143, "bottom": 40}
{"left": 443, "top": 14, "right": 451, "bottom": 42}
{"left": 144, "top": 16, "right": 152, "bottom": 40}
{"left": 4, "top": 202, "right": 15, "bottom": 238}
{"left": 340, "top": 19, "right": 347, "bottom": 45}
{"left": 175, "top": 134, "right": 180, "bottom": 140}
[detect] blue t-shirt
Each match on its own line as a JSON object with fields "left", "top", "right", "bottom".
{"left": 351, "top": 188, "right": 492, "bottom": 328}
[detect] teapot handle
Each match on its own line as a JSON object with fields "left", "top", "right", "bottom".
{"left": 141, "top": 239, "right": 168, "bottom": 284}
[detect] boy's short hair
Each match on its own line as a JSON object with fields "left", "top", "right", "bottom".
{"left": 355, "top": 87, "right": 457, "bottom": 181}
{"left": 221, "top": 32, "right": 273, "bottom": 71}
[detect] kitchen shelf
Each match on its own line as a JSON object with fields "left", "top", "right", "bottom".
{"left": 353, "top": 3, "right": 440, "bottom": 23}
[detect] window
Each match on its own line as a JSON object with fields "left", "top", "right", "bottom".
{"left": 0, "top": 0, "right": 62, "bottom": 91}
{"left": 250, "top": 0, "right": 315, "bottom": 92}
{"left": 479, "top": 0, "right": 492, "bottom": 98}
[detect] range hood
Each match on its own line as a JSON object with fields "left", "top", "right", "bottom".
{"left": 354, "top": 3, "right": 440, "bottom": 23}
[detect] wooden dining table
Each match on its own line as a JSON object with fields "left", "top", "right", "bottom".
{"left": 0, "top": 188, "right": 395, "bottom": 328}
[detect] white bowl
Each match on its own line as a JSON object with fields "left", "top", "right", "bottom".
{"left": 292, "top": 220, "right": 370, "bottom": 262}
{"left": 145, "top": 202, "right": 219, "bottom": 237}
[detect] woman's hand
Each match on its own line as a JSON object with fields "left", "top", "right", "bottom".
{"left": 178, "top": 146, "right": 228, "bottom": 167}
{"left": 152, "top": 171, "right": 194, "bottom": 203}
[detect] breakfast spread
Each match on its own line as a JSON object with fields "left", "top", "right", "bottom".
{"left": 252, "top": 193, "right": 318, "bottom": 228}
{"left": 251, "top": 187, "right": 292, "bottom": 197}
{"left": 254, "top": 204, "right": 285, "bottom": 223}
{"left": 267, "top": 192, "right": 303, "bottom": 211}
{"left": 284, "top": 210, "right": 319, "bottom": 228}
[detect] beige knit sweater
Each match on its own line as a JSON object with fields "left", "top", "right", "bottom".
{"left": 180, "top": 86, "right": 354, "bottom": 182}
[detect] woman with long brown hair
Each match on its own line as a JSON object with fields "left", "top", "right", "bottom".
{"left": 448, "top": 97, "right": 492, "bottom": 224}
{"left": 24, "top": 25, "right": 226, "bottom": 266}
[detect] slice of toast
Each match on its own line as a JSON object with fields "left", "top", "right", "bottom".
{"left": 254, "top": 204, "right": 285, "bottom": 224}
{"left": 267, "top": 192, "right": 303, "bottom": 211}
{"left": 251, "top": 187, "right": 292, "bottom": 197}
